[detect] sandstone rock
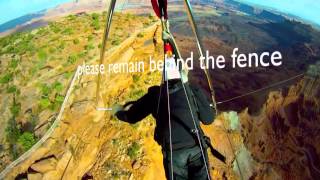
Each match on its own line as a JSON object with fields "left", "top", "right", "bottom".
{"left": 42, "top": 170, "right": 60, "bottom": 180}
{"left": 27, "top": 173, "right": 43, "bottom": 180}
{"left": 30, "top": 157, "right": 57, "bottom": 173}
{"left": 38, "top": 110, "right": 55, "bottom": 127}
{"left": 56, "top": 151, "right": 72, "bottom": 173}
{"left": 132, "top": 160, "right": 142, "bottom": 170}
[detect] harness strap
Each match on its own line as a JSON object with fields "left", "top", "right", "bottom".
{"left": 187, "top": 84, "right": 226, "bottom": 163}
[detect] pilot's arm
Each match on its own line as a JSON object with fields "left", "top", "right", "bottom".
{"left": 115, "top": 86, "right": 159, "bottom": 124}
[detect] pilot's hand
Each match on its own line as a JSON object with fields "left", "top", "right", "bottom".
{"left": 111, "top": 104, "right": 124, "bottom": 116}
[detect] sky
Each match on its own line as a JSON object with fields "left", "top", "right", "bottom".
{"left": 0, "top": 0, "right": 71, "bottom": 25}
{"left": 236, "top": 0, "right": 320, "bottom": 25}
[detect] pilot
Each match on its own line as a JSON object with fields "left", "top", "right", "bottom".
{"left": 113, "top": 57, "right": 215, "bottom": 180}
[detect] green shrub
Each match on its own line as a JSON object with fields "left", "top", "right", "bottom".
{"left": 9, "top": 59, "right": 19, "bottom": 69}
{"left": 126, "top": 13, "right": 134, "bottom": 20}
{"left": 10, "top": 101, "right": 21, "bottom": 117}
{"left": 52, "top": 81, "right": 63, "bottom": 92}
{"left": 7, "top": 85, "right": 17, "bottom": 93}
{"left": 92, "top": 20, "right": 100, "bottom": 30}
{"left": 58, "top": 41, "right": 65, "bottom": 50}
{"left": 29, "top": 114, "right": 39, "bottom": 130}
{"left": 85, "top": 44, "right": 95, "bottom": 51}
{"left": 39, "top": 98, "right": 51, "bottom": 109}
{"left": 6, "top": 117, "right": 21, "bottom": 159}
{"left": 127, "top": 142, "right": 141, "bottom": 159}
{"left": 0, "top": 73, "right": 13, "bottom": 84}
{"left": 87, "top": 35, "right": 94, "bottom": 41}
{"left": 64, "top": 71, "right": 73, "bottom": 79}
{"left": 132, "top": 74, "right": 140, "bottom": 83}
{"left": 18, "top": 132, "right": 36, "bottom": 151}
{"left": 49, "top": 22, "right": 61, "bottom": 33}
{"left": 77, "top": 51, "right": 87, "bottom": 58}
{"left": 130, "top": 89, "right": 145, "bottom": 99}
{"left": 67, "top": 14, "right": 76, "bottom": 21}
{"left": 51, "top": 94, "right": 64, "bottom": 111}
{"left": 73, "top": 38, "right": 80, "bottom": 45}
{"left": 37, "top": 49, "right": 48, "bottom": 61}
{"left": 137, "top": 33, "right": 144, "bottom": 38}
{"left": 40, "top": 84, "right": 51, "bottom": 96}
{"left": 49, "top": 47, "right": 56, "bottom": 53}
{"left": 55, "top": 95, "right": 64, "bottom": 104}
{"left": 111, "top": 38, "right": 121, "bottom": 46}
{"left": 91, "top": 13, "right": 100, "bottom": 20}
{"left": 67, "top": 54, "right": 78, "bottom": 64}
{"left": 62, "top": 27, "right": 73, "bottom": 35}
{"left": 143, "top": 22, "right": 150, "bottom": 28}
{"left": 5, "top": 117, "right": 21, "bottom": 145}
{"left": 37, "top": 28, "right": 47, "bottom": 35}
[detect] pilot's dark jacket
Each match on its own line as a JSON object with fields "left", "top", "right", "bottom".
{"left": 116, "top": 80, "right": 215, "bottom": 150}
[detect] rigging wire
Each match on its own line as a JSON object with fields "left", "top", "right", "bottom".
{"left": 165, "top": 73, "right": 175, "bottom": 180}
{"left": 216, "top": 73, "right": 304, "bottom": 105}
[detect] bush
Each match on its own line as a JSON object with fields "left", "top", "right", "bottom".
{"left": 0, "top": 73, "right": 13, "bottom": 84}
{"left": 137, "top": 33, "right": 144, "bottom": 38}
{"left": 111, "top": 38, "right": 121, "bottom": 46}
{"left": 39, "top": 98, "right": 51, "bottom": 109}
{"left": 132, "top": 74, "right": 140, "bottom": 83}
{"left": 91, "top": 13, "right": 100, "bottom": 20}
{"left": 63, "top": 71, "right": 73, "bottom": 79}
{"left": 5, "top": 117, "right": 21, "bottom": 145}
{"left": 67, "top": 14, "right": 76, "bottom": 21}
{"left": 73, "top": 38, "right": 80, "bottom": 45}
{"left": 40, "top": 84, "right": 51, "bottom": 96}
{"left": 18, "top": 132, "right": 36, "bottom": 151}
{"left": 51, "top": 94, "right": 64, "bottom": 111}
{"left": 58, "top": 41, "right": 65, "bottom": 50}
{"left": 62, "top": 28, "right": 73, "bottom": 35}
{"left": 55, "top": 94, "right": 64, "bottom": 104}
{"left": 85, "top": 44, "right": 95, "bottom": 51}
{"left": 91, "top": 13, "right": 101, "bottom": 30}
{"left": 7, "top": 85, "right": 17, "bottom": 93}
{"left": 49, "top": 47, "right": 56, "bottom": 53}
{"left": 143, "top": 22, "right": 150, "bottom": 28}
{"left": 9, "top": 58, "right": 19, "bottom": 69}
{"left": 127, "top": 142, "right": 141, "bottom": 159}
{"left": 49, "top": 22, "right": 61, "bottom": 33}
{"left": 52, "top": 81, "right": 63, "bottom": 92}
{"left": 92, "top": 20, "right": 100, "bottom": 30}
{"left": 10, "top": 101, "right": 21, "bottom": 117}
{"left": 67, "top": 54, "right": 78, "bottom": 64}
{"left": 130, "top": 89, "right": 145, "bottom": 99}
{"left": 87, "top": 35, "right": 94, "bottom": 41}
{"left": 37, "top": 49, "right": 48, "bottom": 61}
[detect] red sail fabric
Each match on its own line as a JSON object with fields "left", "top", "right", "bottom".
{"left": 151, "top": 0, "right": 168, "bottom": 19}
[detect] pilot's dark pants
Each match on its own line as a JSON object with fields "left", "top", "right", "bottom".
{"left": 163, "top": 145, "right": 210, "bottom": 180}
